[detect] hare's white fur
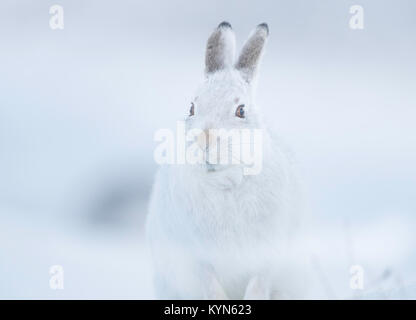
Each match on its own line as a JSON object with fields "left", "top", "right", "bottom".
{"left": 147, "top": 22, "right": 305, "bottom": 299}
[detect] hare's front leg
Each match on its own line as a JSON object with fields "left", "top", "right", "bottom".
{"left": 203, "top": 271, "right": 228, "bottom": 300}
{"left": 243, "top": 275, "right": 271, "bottom": 300}
{"left": 153, "top": 254, "right": 228, "bottom": 299}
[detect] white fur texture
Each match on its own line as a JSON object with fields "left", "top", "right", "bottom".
{"left": 147, "top": 23, "right": 305, "bottom": 299}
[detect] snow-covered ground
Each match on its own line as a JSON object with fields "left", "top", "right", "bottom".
{"left": 1, "top": 205, "right": 415, "bottom": 299}
{"left": 0, "top": 1, "right": 415, "bottom": 299}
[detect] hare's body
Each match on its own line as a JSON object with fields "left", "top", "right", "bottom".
{"left": 147, "top": 134, "right": 302, "bottom": 299}
{"left": 147, "top": 22, "right": 305, "bottom": 299}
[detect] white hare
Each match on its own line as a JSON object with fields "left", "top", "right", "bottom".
{"left": 147, "top": 22, "right": 305, "bottom": 299}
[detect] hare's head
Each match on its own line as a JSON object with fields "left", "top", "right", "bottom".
{"left": 185, "top": 22, "right": 269, "bottom": 171}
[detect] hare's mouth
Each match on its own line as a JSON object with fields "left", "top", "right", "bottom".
{"left": 206, "top": 161, "right": 223, "bottom": 172}
{"left": 206, "top": 162, "right": 216, "bottom": 172}
{"left": 205, "top": 161, "right": 237, "bottom": 173}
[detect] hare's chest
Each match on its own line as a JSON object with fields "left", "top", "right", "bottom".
{"left": 184, "top": 182, "right": 282, "bottom": 246}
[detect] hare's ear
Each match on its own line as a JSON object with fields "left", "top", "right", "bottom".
{"left": 235, "top": 23, "right": 269, "bottom": 83}
{"left": 205, "top": 21, "right": 236, "bottom": 75}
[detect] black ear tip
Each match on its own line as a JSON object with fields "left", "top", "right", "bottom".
{"left": 218, "top": 21, "right": 232, "bottom": 29}
{"left": 258, "top": 23, "right": 269, "bottom": 35}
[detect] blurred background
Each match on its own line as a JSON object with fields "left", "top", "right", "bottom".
{"left": 0, "top": 0, "right": 415, "bottom": 299}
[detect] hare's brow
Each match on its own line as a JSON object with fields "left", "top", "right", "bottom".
{"left": 234, "top": 97, "right": 240, "bottom": 103}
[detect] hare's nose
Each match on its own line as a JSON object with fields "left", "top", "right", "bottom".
{"left": 196, "top": 129, "right": 208, "bottom": 150}
{"left": 197, "top": 129, "right": 217, "bottom": 151}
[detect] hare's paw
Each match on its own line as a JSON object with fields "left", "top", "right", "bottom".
{"left": 203, "top": 274, "right": 229, "bottom": 300}
{"left": 244, "top": 276, "right": 271, "bottom": 300}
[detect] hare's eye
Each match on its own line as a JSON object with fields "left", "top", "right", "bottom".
{"left": 235, "top": 104, "right": 245, "bottom": 118}
{"left": 189, "top": 103, "right": 195, "bottom": 116}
